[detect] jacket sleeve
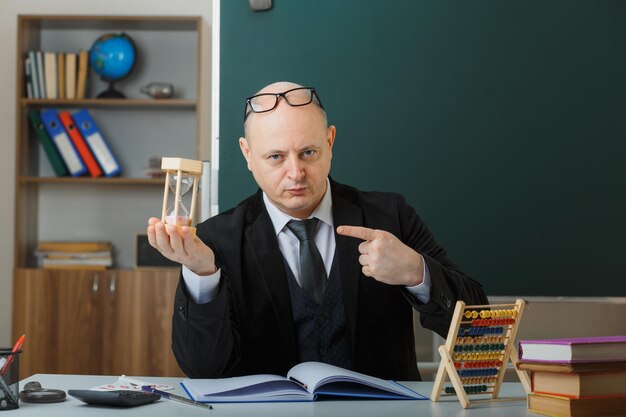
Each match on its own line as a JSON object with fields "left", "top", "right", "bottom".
{"left": 171, "top": 221, "right": 242, "bottom": 378}
{"left": 171, "top": 270, "right": 242, "bottom": 377}
{"left": 396, "top": 194, "right": 489, "bottom": 338}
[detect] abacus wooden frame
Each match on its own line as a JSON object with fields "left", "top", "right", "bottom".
{"left": 430, "top": 299, "right": 531, "bottom": 408}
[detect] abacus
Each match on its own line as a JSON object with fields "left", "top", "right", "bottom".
{"left": 430, "top": 299, "right": 531, "bottom": 408}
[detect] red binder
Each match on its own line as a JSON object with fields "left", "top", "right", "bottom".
{"left": 59, "top": 111, "right": 103, "bottom": 177}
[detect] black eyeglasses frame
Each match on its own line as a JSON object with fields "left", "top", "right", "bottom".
{"left": 243, "top": 87, "right": 325, "bottom": 122}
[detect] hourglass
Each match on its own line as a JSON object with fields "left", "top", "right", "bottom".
{"left": 161, "top": 157, "right": 203, "bottom": 235}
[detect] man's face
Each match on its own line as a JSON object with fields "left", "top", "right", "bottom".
{"left": 240, "top": 100, "right": 336, "bottom": 219}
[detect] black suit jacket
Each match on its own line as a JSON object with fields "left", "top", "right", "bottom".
{"left": 172, "top": 179, "right": 488, "bottom": 380}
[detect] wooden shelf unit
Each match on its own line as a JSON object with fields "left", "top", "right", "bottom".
{"left": 12, "top": 14, "right": 209, "bottom": 378}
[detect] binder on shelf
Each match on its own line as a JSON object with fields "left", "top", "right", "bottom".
{"left": 65, "top": 52, "right": 76, "bottom": 99}
{"left": 27, "top": 51, "right": 40, "bottom": 99}
{"left": 76, "top": 50, "right": 88, "bottom": 99}
{"left": 58, "top": 111, "right": 103, "bottom": 177}
{"left": 72, "top": 109, "right": 121, "bottom": 177}
{"left": 44, "top": 52, "right": 57, "bottom": 99}
{"left": 36, "top": 51, "right": 46, "bottom": 99}
{"left": 27, "top": 110, "right": 68, "bottom": 176}
{"left": 57, "top": 52, "right": 66, "bottom": 100}
{"left": 40, "top": 109, "right": 87, "bottom": 177}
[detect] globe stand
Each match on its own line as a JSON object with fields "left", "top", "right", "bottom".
{"left": 96, "top": 81, "right": 126, "bottom": 99}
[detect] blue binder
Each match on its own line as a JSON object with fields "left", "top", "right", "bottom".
{"left": 39, "top": 109, "right": 87, "bottom": 176}
{"left": 72, "top": 109, "right": 121, "bottom": 177}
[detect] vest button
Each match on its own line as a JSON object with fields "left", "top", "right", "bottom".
{"left": 317, "top": 315, "right": 326, "bottom": 325}
{"left": 319, "top": 347, "right": 328, "bottom": 357}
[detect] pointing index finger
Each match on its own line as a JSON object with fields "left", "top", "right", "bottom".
{"left": 337, "top": 225, "right": 378, "bottom": 241}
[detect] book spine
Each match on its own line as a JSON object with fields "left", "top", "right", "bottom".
{"left": 36, "top": 51, "right": 46, "bottom": 99}
{"left": 28, "top": 51, "right": 40, "bottom": 99}
{"left": 76, "top": 50, "right": 88, "bottom": 99}
{"left": 44, "top": 52, "right": 57, "bottom": 99}
{"left": 58, "top": 52, "right": 66, "bottom": 100}
{"left": 24, "top": 56, "right": 33, "bottom": 98}
{"left": 65, "top": 53, "right": 76, "bottom": 99}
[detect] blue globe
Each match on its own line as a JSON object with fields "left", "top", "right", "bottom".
{"left": 89, "top": 33, "right": 136, "bottom": 82}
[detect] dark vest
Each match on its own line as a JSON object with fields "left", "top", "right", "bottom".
{"left": 283, "top": 254, "right": 351, "bottom": 369}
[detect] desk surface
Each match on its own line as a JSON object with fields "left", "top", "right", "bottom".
{"left": 12, "top": 374, "right": 533, "bottom": 416}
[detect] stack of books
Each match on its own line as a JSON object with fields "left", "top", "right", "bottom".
{"left": 36, "top": 241, "right": 113, "bottom": 270}
{"left": 518, "top": 335, "right": 626, "bottom": 417}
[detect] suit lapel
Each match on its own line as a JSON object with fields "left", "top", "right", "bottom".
{"left": 244, "top": 196, "right": 297, "bottom": 365}
{"left": 331, "top": 182, "right": 363, "bottom": 361}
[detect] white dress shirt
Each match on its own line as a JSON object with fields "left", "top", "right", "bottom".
{"left": 182, "top": 179, "right": 431, "bottom": 304}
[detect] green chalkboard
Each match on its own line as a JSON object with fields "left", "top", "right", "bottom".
{"left": 219, "top": 1, "right": 626, "bottom": 296}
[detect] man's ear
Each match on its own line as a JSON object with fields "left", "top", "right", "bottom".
{"left": 327, "top": 125, "right": 336, "bottom": 155}
{"left": 239, "top": 137, "right": 252, "bottom": 171}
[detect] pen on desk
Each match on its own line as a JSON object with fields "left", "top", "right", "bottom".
{"left": 142, "top": 385, "right": 213, "bottom": 410}
{"left": 0, "top": 334, "right": 25, "bottom": 376}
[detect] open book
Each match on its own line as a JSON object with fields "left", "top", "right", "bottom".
{"left": 181, "top": 361, "right": 427, "bottom": 403}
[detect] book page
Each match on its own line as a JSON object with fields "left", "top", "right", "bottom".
{"left": 287, "top": 361, "right": 423, "bottom": 398}
{"left": 181, "top": 374, "right": 310, "bottom": 402}
{"left": 184, "top": 374, "right": 286, "bottom": 395}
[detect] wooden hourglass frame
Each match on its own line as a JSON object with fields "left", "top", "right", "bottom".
{"left": 431, "top": 299, "right": 531, "bottom": 408}
{"left": 161, "top": 157, "right": 203, "bottom": 235}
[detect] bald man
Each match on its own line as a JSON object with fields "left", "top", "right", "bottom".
{"left": 147, "top": 82, "right": 488, "bottom": 380}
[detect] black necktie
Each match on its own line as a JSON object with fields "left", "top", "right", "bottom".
{"left": 286, "top": 218, "right": 327, "bottom": 304}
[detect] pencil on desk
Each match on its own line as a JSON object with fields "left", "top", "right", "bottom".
{"left": 142, "top": 385, "right": 213, "bottom": 410}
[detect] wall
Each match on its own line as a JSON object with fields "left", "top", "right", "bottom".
{"left": 0, "top": 0, "right": 212, "bottom": 346}
{"left": 220, "top": 1, "right": 626, "bottom": 297}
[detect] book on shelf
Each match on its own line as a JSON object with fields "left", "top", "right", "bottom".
{"left": 519, "top": 336, "right": 626, "bottom": 363}
{"left": 42, "top": 257, "right": 112, "bottom": 269}
{"left": 58, "top": 52, "right": 66, "bottom": 100}
{"left": 27, "top": 51, "right": 40, "bottom": 99}
{"left": 43, "top": 52, "right": 57, "bottom": 99}
{"left": 24, "top": 55, "right": 33, "bottom": 98}
{"left": 42, "top": 264, "right": 110, "bottom": 271}
{"left": 36, "top": 51, "right": 46, "bottom": 99}
{"left": 37, "top": 251, "right": 112, "bottom": 259}
{"left": 59, "top": 111, "right": 103, "bottom": 177}
{"left": 39, "top": 109, "right": 87, "bottom": 176}
{"left": 181, "top": 361, "right": 427, "bottom": 403}
{"left": 37, "top": 241, "right": 112, "bottom": 253}
{"left": 76, "top": 50, "right": 89, "bottom": 99}
{"left": 528, "top": 392, "right": 626, "bottom": 417}
{"left": 72, "top": 109, "right": 122, "bottom": 177}
{"left": 27, "top": 110, "right": 68, "bottom": 176}
{"left": 65, "top": 52, "right": 76, "bottom": 99}
{"left": 36, "top": 241, "right": 113, "bottom": 269}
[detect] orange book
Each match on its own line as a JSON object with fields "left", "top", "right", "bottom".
{"left": 58, "top": 111, "right": 103, "bottom": 177}
{"left": 528, "top": 392, "right": 626, "bottom": 417}
{"left": 532, "top": 370, "right": 626, "bottom": 398}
